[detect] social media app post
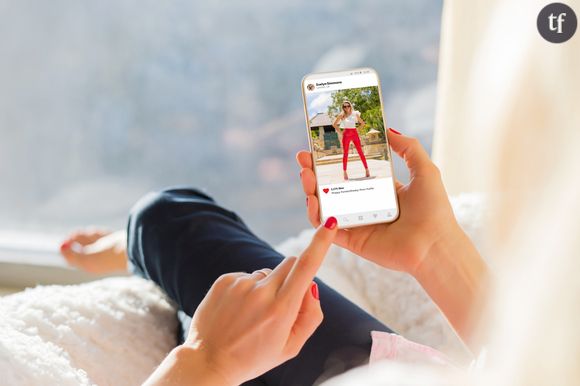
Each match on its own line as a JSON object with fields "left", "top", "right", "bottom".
{"left": 304, "top": 74, "right": 398, "bottom": 223}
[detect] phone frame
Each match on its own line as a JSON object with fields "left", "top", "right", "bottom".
{"left": 301, "top": 67, "right": 400, "bottom": 229}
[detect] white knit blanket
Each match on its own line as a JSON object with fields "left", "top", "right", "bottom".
{"left": 0, "top": 194, "right": 485, "bottom": 385}
{"left": 0, "top": 278, "right": 178, "bottom": 386}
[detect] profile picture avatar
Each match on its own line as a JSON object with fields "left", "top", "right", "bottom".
{"left": 537, "top": 2, "right": 577, "bottom": 43}
{"left": 307, "top": 84, "right": 315, "bottom": 91}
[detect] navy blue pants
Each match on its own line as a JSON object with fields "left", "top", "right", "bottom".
{"left": 127, "top": 187, "right": 392, "bottom": 386}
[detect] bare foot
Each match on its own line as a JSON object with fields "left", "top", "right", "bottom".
{"left": 60, "top": 229, "right": 128, "bottom": 274}
{"left": 344, "top": 171, "right": 349, "bottom": 180}
{"left": 365, "top": 168, "right": 371, "bottom": 178}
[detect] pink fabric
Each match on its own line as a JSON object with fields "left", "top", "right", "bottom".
{"left": 370, "top": 331, "right": 454, "bottom": 367}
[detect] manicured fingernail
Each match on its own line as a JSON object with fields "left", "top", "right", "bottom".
{"left": 389, "top": 128, "right": 401, "bottom": 135}
{"left": 311, "top": 282, "right": 319, "bottom": 300}
{"left": 60, "top": 241, "right": 71, "bottom": 251}
{"left": 324, "top": 216, "right": 337, "bottom": 229}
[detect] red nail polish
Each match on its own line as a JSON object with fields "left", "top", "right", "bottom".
{"left": 324, "top": 216, "right": 337, "bottom": 229}
{"left": 389, "top": 128, "right": 401, "bottom": 135}
{"left": 311, "top": 282, "right": 319, "bottom": 300}
{"left": 60, "top": 241, "right": 71, "bottom": 251}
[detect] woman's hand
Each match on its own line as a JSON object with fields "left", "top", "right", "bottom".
{"left": 298, "top": 129, "right": 488, "bottom": 349}
{"left": 356, "top": 113, "right": 365, "bottom": 129}
{"left": 298, "top": 129, "right": 457, "bottom": 275}
{"left": 144, "top": 219, "right": 338, "bottom": 386}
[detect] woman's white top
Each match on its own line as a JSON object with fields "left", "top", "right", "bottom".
{"left": 340, "top": 110, "right": 360, "bottom": 128}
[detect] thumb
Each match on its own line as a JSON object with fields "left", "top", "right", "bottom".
{"left": 387, "top": 128, "right": 434, "bottom": 177}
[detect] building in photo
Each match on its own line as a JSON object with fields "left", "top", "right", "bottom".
{"left": 309, "top": 112, "right": 340, "bottom": 159}
{"left": 309, "top": 113, "right": 389, "bottom": 165}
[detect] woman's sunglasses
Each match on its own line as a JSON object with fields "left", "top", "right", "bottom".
{"left": 342, "top": 104, "right": 351, "bottom": 108}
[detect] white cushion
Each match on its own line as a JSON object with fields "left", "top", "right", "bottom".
{"left": 0, "top": 277, "right": 178, "bottom": 386}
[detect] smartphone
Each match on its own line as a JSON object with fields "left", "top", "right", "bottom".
{"left": 301, "top": 67, "right": 399, "bottom": 228}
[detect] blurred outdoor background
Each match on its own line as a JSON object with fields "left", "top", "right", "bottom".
{"left": 0, "top": 0, "right": 442, "bottom": 250}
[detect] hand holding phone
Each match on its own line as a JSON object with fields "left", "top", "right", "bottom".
{"left": 298, "top": 131, "right": 489, "bottom": 350}
{"left": 297, "top": 128, "right": 459, "bottom": 275}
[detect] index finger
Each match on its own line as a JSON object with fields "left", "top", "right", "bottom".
{"left": 278, "top": 217, "right": 337, "bottom": 301}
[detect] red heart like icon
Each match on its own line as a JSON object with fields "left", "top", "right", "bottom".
{"left": 323, "top": 188, "right": 329, "bottom": 194}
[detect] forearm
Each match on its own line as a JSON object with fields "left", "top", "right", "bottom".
{"left": 143, "top": 345, "right": 233, "bottom": 386}
{"left": 413, "top": 224, "right": 489, "bottom": 352}
{"left": 333, "top": 116, "right": 341, "bottom": 131}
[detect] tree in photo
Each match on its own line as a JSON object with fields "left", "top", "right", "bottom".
{"left": 327, "top": 86, "right": 385, "bottom": 136}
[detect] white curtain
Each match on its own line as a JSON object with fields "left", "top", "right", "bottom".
{"left": 432, "top": 0, "right": 580, "bottom": 195}
{"left": 433, "top": 2, "right": 580, "bottom": 386}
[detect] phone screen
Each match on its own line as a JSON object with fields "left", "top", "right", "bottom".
{"left": 301, "top": 68, "right": 399, "bottom": 228}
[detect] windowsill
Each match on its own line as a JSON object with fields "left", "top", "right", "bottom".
{"left": 0, "top": 231, "right": 126, "bottom": 289}
{"left": 0, "top": 230, "right": 80, "bottom": 268}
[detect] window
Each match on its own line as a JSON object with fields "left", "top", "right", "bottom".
{"left": 0, "top": 1, "right": 442, "bottom": 253}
